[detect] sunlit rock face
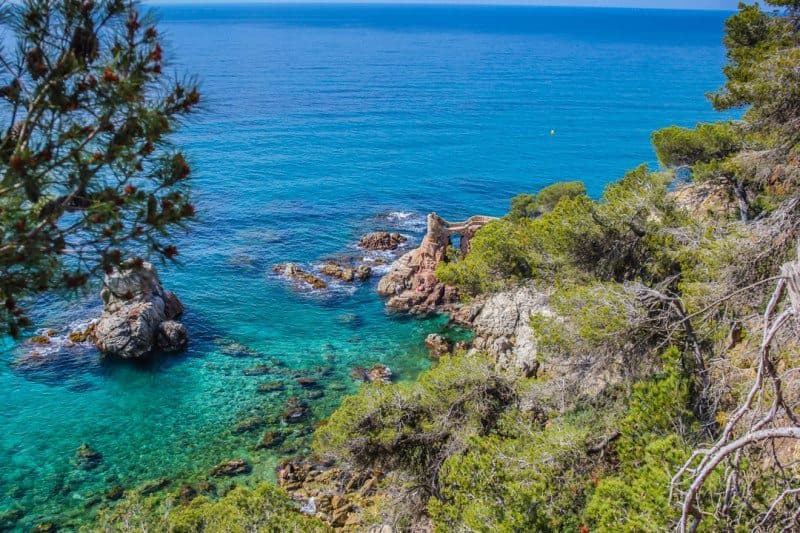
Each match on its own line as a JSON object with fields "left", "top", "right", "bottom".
{"left": 93, "top": 261, "right": 187, "bottom": 358}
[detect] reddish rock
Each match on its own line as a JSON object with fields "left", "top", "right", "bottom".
{"left": 358, "top": 231, "right": 407, "bottom": 251}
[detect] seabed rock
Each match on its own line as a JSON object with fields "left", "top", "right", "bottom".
{"left": 74, "top": 444, "right": 102, "bottom": 471}
{"left": 257, "top": 430, "right": 285, "bottom": 449}
{"left": 257, "top": 381, "right": 284, "bottom": 393}
{"left": 92, "top": 261, "right": 188, "bottom": 358}
{"left": 210, "top": 459, "right": 252, "bottom": 477}
{"left": 231, "top": 417, "right": 265, "bottom": 435}
{"left": 283, "top": 397, "right": 310, "bottom": 423}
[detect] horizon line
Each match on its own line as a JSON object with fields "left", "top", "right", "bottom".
{"left": 143, "top": 1, "right": 738, "bottom": 12}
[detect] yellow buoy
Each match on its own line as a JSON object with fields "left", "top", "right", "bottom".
{"left": 550, "top": 129, "right": 555, "bottom": 135}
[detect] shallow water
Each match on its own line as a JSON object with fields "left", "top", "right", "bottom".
{"left": 0, "top": 4, "right": 735, "bottom": 530}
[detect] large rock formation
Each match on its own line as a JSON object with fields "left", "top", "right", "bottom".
{"left": 93, "top": 261, "right": 188, "bottom": 358}
{"left": 377, "top": 213, "right": 494, "bottom": 314}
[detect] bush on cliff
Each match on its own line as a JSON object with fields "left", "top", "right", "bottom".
{"left": 508, "top": 180, "right": 587, "bottom": 219}
{"left": 96, "top": 483, "right": 326, "bottom": 532}
{"left": 313, "top": 351, "right": 516, "bottom": 493}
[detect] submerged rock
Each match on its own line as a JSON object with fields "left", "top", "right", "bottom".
{"left": 257, "top": 430, "right": 285, "bottom": 449}
{"left": 30, "top": 523, "right": 58, "bottom": 533}
{"left": 105, "top": 485, "right": 125, "bottom": 501}
{"left": 243, "top": 364, "right": 271, "bottom": 376}
{"left": 176, "top": 484, "right": 197, "bottom": 505}
{"left": 257, "top": 381, "right": 284, "bottom": 393}
{"left": 210, "top": 459, "right": 252, "bottom": 477}
{"left": 231, "top": 417, "right": 265, "bottom": 434}
{"left": 74, "top": 443, "right": 102, "bottom": 471}
{"left": 273, "top": 263, "right": 327, "bottom": 290}
{"left": 296, "top": 377, "right": 318, "bottom": 388}
{"left": 283, "top": 397, "right": 310, "bottom": 423}
{"left": 358, "top": 232, "right": 407, "bottom": 251}
{"left": 93, "top": 261, "right": 188, "bottom": 358}
{"left": 138, "top": 477, "right": 169, "bottom": 495}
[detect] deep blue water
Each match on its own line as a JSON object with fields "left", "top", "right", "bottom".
{"left": 0, "top": 4, "right": 734, "bottom": 530}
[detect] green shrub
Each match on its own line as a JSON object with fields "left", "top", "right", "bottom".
{"left": 313, "top": 352, "right": 516, "bottom": 487}
{"left": 96, "top": 484, "right": 326, "bottom": 532}
{"left": 508, "top": 181, "right": 587, "bottom": 220}
{"left": 430, "top": 413, "right": 592, "bottom": 532}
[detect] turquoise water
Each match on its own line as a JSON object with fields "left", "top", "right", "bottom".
{"left": 0, "top": 4, "right": 734, "bottom": 530}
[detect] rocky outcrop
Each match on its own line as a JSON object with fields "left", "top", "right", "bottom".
{"left": 274, "top": 263, "right": 327, "bottom": 289}
{"left": 320, "top": 261, "right": 372, "bottom": 282}
{"left": 453, "top": 283, "right": 550, "bottom": 379}
{"left": 277, "top": 458, "right": 385, "bottom": 529}
{"left": 358, "top": 231, "right": 407, "bottom": 251}
{"left": 92, "top": 262, "right": 187, "bottom": 359}
{"left": 350, "top": 364, "right": 392, "bottom": 384}
{"left": 377, "top": 213, "right": 494, "bottom": 314}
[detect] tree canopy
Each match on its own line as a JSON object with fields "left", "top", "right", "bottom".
{"left": 0, "top": 0, "right": 199, "bottom": 334}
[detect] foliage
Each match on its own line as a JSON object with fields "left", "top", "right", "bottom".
{"left": 429, "top": 412, "right": 593, "bottom": 532}
{"left": 508, "top": 180, "right": 587, "bottom": 220}
{"left": 96, "top": 484, "right": 327, "bottom": 532}
{"left": 437, "top": 165, "right": 683, "bottom": 295}
{"left": 313, "top": 351, "right": 516, "bottom": 491}
{"left": 583, "top": 349, "right": 717, "bottom": 531}
{"left": 0, "top": 0, "right": 199, "bottom": 334}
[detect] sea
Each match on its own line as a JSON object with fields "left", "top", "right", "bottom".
{"left": 0, "top": 4, "right": 735, "bottom": 530}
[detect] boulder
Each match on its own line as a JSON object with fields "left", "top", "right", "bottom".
{"left": 358, "top": 232, "right": 407, "bottom": 251}
{"left": 425, "top": 333, "right": 452, "bottom": 359}
{"left": 157, "top": 321, "right": 188, "bottom": 352}
{"left": 92, "top": 261, "right": 187, "bottom": 358}
{"left": 350, "top": 364, "right": 392, "bottom": 384}
{"left": 320, "top": 261, "right": 355, "bottom": 282}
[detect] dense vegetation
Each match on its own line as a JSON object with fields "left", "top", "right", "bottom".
{"left": 314, "top": 1, "right": 800, "bottom": 530}
{"left": 0, "top": 0, "right": 199, "bottom": 334}
{"left": 99, "top": 1, "right": 800, "bottom": 531}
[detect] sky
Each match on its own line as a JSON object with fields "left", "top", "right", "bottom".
{"left": 146, "top": 0, "right": 742, "bottom": 10}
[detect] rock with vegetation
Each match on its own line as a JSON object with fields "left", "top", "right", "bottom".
{"left": 455, "top": 283, "right": 550, "bottom": 379}
{"left": 92, "top": 261, "right": 187, "bottom": 358}
{"left": 377, "top": 213, "right": 493, "bottom": 314}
